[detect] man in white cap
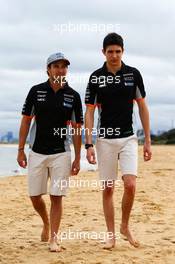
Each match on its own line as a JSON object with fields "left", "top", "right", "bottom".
{"left": 17, "top": 52, "right": 83, "bottom": 252}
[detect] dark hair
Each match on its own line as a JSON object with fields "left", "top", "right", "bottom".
{"left": 103, "top": 33, "right": 124, "bottom": 51}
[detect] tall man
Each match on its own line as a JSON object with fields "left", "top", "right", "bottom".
{"left": 85, "top": 33, "right": 152, "bottom": 249}
{"left": 17, "top": 52, "right": 83, "bottom": 252}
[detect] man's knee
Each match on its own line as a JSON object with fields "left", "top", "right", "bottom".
{"left": 30, "top": 195, "right": 42, "bottom": 209}
{"left": 103, "top": 183, "right": 114, "bottom": 197}
{"left": 50, "top": 195, "right": 62, "bottom": 205}
{"left": 123, "top": 175, "right": 136, "bottom": 194}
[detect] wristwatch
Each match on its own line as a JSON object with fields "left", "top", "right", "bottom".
{"left": 85, "top": 143, "right": 94, "bottom": 150}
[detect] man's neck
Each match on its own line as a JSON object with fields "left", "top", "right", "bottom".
{"left": 106, "top": 61, "right": 122, "bottom": 75}
{"left": 49, "top": 78, "right": 64, "bottom": 92}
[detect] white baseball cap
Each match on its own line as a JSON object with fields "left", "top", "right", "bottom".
{"left": 47, "top": 52, "right": 70, "bottom": 66}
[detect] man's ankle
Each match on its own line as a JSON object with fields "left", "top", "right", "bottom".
{"left": 107, "top": 231, "right": 116, "bottom": 239}
{"left": 50, "top": 233, "right": 58, "bottom": 242}
{"left": 120, "top": 223, "right": 128, "bottom": 229}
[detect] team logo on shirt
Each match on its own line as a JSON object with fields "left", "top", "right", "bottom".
{"left": 37, "top": 95, "right": 47, "bottom": 101}
{"left": 123, "top": 73, "right": 134, "bottom": 87}
{"left": 63, "top": 102, "right": 72, "bottom": 108}
{"left": 124, "top": 82, "right": 134, "bottom": 86}
{"left": 36, "top": 90, "right": 47, "bottom": 101}
{"left": 64, "top": 97, "right": 73, "bottom": 103}
{"left": 37, "top": 90, "right": 47, "bottom": 93}
{"left": 63, "top": 94, "right": 74, "bottom": 108}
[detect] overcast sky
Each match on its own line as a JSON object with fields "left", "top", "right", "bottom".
{"left": 0, "top": 0, "right": 175, "bottom": 136}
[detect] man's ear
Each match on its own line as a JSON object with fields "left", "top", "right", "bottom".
{"left": 47, "top": 66, "right": 50, "bottom": 76}
{"left": 102, "top": 49, "right": 105, "bottom": 55}
{"left": 46, "top": 67, "right": 50, "bottom": 76}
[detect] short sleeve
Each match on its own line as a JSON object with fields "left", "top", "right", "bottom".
{"left": 71, "top": 93, "right": 84, "bottom": 125}
{"left": 85, "top": 74, "right": 98, "bottom": 107}
{"left": 22, "top": 87, "right": 35, "bottom": 117}
{"left": 134, "top": 69, "right": 146, "bottom": 100}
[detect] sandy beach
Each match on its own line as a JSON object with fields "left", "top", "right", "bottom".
{"left": 0, "top": 145, "right": 175, "bottom": 264}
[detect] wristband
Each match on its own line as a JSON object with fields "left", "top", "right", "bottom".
{"left": 85, "top": 144, "right": 93, "bottom": 150}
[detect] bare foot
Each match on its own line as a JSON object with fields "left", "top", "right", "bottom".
{"left": 41, "top": 223, "right": 49, "bottom": 242}
{"left": 120, "top": 225, "right": 140, "bottom": 248}
{"left": 102, "top": 234, "right": 116, "bottom": 250}
{"left": 49, "top": 241, "right": 62, "bottom": 252}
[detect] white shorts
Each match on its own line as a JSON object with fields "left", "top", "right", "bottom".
{"left": 96, "top": 134, "right": 138, "bottom": 181}
{"left": 27, "top": 150, "right": 71, "bottom": 196}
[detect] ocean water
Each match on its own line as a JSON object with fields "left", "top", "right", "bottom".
{"left": 0, "top": 144, "right": 97, "bottom": 177}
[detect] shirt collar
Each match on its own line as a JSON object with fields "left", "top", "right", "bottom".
{"left": 45, "top": 79, "right": 69, "bottom": 91}
{"left": 102, "top": 61, "right": 126, "bottom": 75}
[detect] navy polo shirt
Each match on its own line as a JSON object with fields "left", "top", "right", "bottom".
{"left": 22, "top": 80, "right": 83, "bottom": 154}
{"left": 85, "top": 61, "right": 146, "bottom": 138}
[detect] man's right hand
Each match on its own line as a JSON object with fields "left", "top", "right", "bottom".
{"left": 86, "top": 147, "right": 97, "bottom": 164}
{"left": 17, "top": 150, "right": 27, "bottom": 168}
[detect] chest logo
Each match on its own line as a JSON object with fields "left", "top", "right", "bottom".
{"left": 63, "top": 102, "right": 72, "bottom": 108}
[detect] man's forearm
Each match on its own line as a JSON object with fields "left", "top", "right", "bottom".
{"left": 18, "top": 117, "right": 31, "bottom": 149}
{"left": 85, "top": 109, "right": 94, "bottom": 144}
{"left": 139, "top": 105, "right": 151, "bottom": 142}
{"left": 72, "top": 128, "right": 82, "bottom": 159}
